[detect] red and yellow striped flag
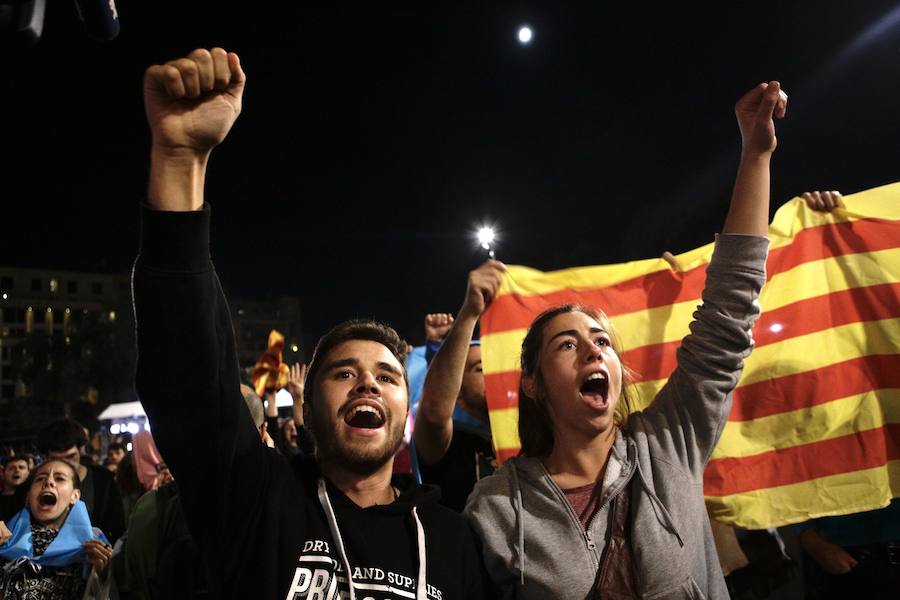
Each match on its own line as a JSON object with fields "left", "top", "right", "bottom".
{"left": 481, "top": 182, "right": 900, "bottom": 528}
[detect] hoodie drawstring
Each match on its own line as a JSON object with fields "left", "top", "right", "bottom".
{"left": 633, "top": 462, "right": 685, "bottom": 547}
{"left": 509, "top": 461, "right": 526, "bottom": 584}
{"left": 317, "top": 478, "right": 357, "bottom": 600}
{"left": 317, "top": 478, "right": 429, "bottom": 600}
{"left": 411, "top": 507, "right": 427, "bottom": 600}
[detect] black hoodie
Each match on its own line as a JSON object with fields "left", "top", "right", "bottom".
{"left": 133, "top": 205, "right": 486, "bottom": 600}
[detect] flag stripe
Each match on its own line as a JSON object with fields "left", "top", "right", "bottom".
{"left": 765, "top": 218, "right": 900, "bottom": 278}
{"left": 482, "top": 250, "right": 900, "bottom": 375}
{"left": 739, "top": 317, "right": 900, "bottom": 386}
{"left": 486, "top": 353, "right": 900, "bottom": 418}
{"left": 731, "top": 354, "right": 900, "bottom": 421}
{"left": 705, "top": 461, "right": 900, "bottom": 529}
{"left": 484, "top": 314, "right": 900, "bottom": 411}
{"left": 703, "top": 423, "right": 900, "bottom": 497}
{"left": 760, "top": 247, "right": 900, "bottom": 313}
{"left": 487, "top": 218, "right": 899, "bottom": 333}
{"left": 712, "top": 388, "right": 900, "bottom": 459}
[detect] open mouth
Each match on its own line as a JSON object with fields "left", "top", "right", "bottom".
{"left": 344, "top": 403, "right": 386, "bottom": 429}
{"left": 38, "top": 492, "right": 57, "bottom": 509}
{"left": 580, "top": 372, "right": 609, "bottom": 408}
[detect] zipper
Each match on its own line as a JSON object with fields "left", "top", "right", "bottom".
{"left": 538, "top": 463, "right": 603, "bottom": 563}
{"left": 584, "top": 529, "right": 597, "bottom": 552}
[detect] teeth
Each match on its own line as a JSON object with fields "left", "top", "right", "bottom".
{"left": 349, "top": 405, "right": 383, "bottom": 421}
{"left": 586, "top": 372, "right": 607, "bottom": 382}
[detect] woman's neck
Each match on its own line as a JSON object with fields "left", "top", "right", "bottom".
{"left": 543, "top": 426, "right": 617, "bottom": 489}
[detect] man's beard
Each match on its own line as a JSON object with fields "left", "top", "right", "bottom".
{"left": 312, "top": 411, "right": 406, "bottom": 476}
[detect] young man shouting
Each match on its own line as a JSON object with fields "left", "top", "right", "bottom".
{"left": 133, "top": 48, "right": 486, "bottom": 600}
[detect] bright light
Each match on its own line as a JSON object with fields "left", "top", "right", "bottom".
{"left": 517, "top": 26, "right": 533, "bottom": 45}
{"left": 1, "top": 293, "right": 6, "bottom": 300}
{"left": 769, "top": 323, "right": 784, "bottom": 334}
{"left": 126, "top": 442, "right": 133, "bottom": 451}
{"left": 126, "top": 422, "right": 140, "bottom": 434}
{"left": 144, "top": 422, "right": 151, "bottom": 431}
{"left": 110, "top": 424, "right": 121, "bottom": 435}
{"left": 477, "top": 226, "right": 495, "bottom": 249}
{"left": 290, "top": 344, "right": 299, "bottom": 353}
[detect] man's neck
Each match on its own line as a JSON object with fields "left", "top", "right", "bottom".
{"left": 320, "top": 460, "right": 397, "bottom": 508}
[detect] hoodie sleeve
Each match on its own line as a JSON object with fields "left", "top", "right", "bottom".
{"left": 640, "top": 234, "right": 768, "bottom": 476}
{"left": 132, "top": 204, "right": 267, "bottom": 559}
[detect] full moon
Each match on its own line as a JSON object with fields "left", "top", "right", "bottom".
{"left": 517, "top": 26, "right": 533, "bottom": 45}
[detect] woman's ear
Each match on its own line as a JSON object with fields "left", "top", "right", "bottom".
{"left": 71, "top": 489, "right": 81, "bottom": 505}
{"left": 522, "top": 374, "right": 536, "bottom": 399}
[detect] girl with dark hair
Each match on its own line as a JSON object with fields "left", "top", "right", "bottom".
{"left": 465, "top": 81, "right": 788, "bottom": 599}
{"left": 0, "top": 459, "right": 112, "bottom": 599}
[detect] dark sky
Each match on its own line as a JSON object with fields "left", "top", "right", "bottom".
{"left": 2, "top": 1, "right": 898, "bottom": 349}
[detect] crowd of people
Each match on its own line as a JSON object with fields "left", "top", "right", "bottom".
{"left": 0, "top": 47, "right": 896, "bottom": 599}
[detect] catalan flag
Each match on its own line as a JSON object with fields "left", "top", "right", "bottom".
{"left": 480, "top": 182, "right": 900, "bottom": 529}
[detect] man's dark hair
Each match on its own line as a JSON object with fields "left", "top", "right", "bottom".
{"left": 2, "top": 455, "right": 29, "bottom": 468}
{"left": 36, "top": 418, "right": 88, "bottom": 455}
{"left": 303, "top": 319, "right": 409, "bottom": 408}
{"left": 108, "top": 442, "right": 126, "bottom": 453}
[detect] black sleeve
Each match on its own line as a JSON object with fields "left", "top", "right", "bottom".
{"left": 132, "top": 204, "right": 267, "bottom": 558}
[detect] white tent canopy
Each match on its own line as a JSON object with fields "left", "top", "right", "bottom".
{"left": 98, "top": 401, "right": 146, "bottom": 421}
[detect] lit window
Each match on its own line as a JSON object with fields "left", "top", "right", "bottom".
{"left": 49, "top": 279, "right": 58, "bottom": 293}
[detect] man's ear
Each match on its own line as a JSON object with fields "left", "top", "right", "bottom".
{"left": 521, "top": 374, "right": 536, "bottom": 399}
{"left": 71, "top": 489, "right": 81, "bottom": 505}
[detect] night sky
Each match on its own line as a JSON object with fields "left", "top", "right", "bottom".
{"left": 2, "top": 1, "right": 898, "bottom": 350}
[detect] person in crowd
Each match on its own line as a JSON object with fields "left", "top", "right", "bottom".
{"left": 0, "top": 457, "right": 30, "bottom": 522}
{"left": 131, "top": 431, "right": 173, "bottom": 493}
{"left": 796, "top": 499, "right": 900, "bottom": 600}
{"left": 0, "top": 459, "right": 112, "bottom": 599}
{"left": 414, "top": 277, "right": 503, "bottom": 511}
{"left": 106, "top": 443, "right": 127, "bottom": 468}
{"left": 36, "top": 419, "right": 126, "bottom": 544}
{"left": 115, "top": 453, "right": 144, "bottom": 524}
{"left": 465, "top": 80, "right": 787, "bottom": 598}
{"left": 123, "top": 432, "right": 208, "bottom": 600}
{"left": 132, "top": 47, "right": 486, "bottom": 599}
{"left": 241, "top": 383, "right": 276, "bottom": 448}
{"left": 257, "top": 363, "right": 315, "bottom": 457}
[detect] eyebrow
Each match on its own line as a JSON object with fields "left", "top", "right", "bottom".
{"left": 547, "top": 327, "right": 607, "bottom": 345}
{"left": 377, "top": 361, "right": 404, "bottom": 379}
{"left": 323, "top": 358, "right": 404, "bottom": 379}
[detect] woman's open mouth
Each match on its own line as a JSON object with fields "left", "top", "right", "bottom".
{"left": 38, "top": 492, "right": 57, "bottom": 509}
{"left": 580, "top": 372, "right": 609, "bottom": 410}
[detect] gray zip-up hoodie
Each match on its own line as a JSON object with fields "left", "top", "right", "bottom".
{"left": 465, "top": 234, "right": 768, "bottom": 599}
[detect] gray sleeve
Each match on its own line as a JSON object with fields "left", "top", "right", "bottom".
{"left": 639, "top": 234, "right": 768, "bottom": 476}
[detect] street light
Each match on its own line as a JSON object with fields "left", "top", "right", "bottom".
{"left": 476, "top": 225, "right": 497, "bottom": 259}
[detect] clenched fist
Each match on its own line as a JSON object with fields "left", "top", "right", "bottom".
{"left": 144, "top": 48, "right": 246, "bottom": 156}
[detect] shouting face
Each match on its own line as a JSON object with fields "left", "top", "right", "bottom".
{"left": 3, "top": 459, "right": 29, "bottom": 490}
{"left": 525, "top": 311, "right": 623, "bottom": 442}
{"left": 310, "top": 340, "right": 408, "bottom": 475}
{"left": 27, "top": 460, "right": 81, "bottom": 528}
